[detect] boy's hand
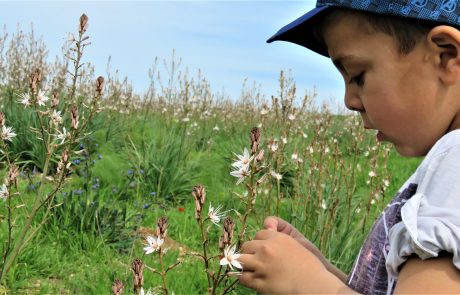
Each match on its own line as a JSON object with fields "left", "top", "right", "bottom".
{"left": 264, "top": 216, "right": 320, "bottom": 254}
{"left": 238, "top": 229, "right": 339, "bottom": 294}
{"left": 263, "top": 216, "right": 348, "bottom": 282}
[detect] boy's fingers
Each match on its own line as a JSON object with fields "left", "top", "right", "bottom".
{"left": 263, "top": 216, "right": 279, "bottom": 231}
{"left": 264, "top": 216, "right": 293, "bottom": 234}
{"left": 254, "top": 229, "right": 277, "bottom": 240}
{"left": 241, "top": 239, "right": 264, "bottom": 254}
{"left": 237, "top": 253, "right": 259, "bottom": 271}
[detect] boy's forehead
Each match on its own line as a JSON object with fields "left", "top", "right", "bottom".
{"left": 267, "top": 0, "right": 460, "bottom": 57}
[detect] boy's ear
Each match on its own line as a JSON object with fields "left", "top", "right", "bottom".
{"left": 427, "top": 26, "right": 460, "bottom": 85}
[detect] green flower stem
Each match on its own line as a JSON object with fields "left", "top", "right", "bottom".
{"left": 211, "top": 265, "right": 223, "bottom": 295}
{"left": 158, "top": 248, "right": 169, "bottom": 295}
{"left": 220, "top": 278, "right": 239, "bottom": 295}
{"left": 199, "top": 218, "right": 212, "bottom": 288}
{"left": 237, "top": 157, "right": 257, "bottom": 249}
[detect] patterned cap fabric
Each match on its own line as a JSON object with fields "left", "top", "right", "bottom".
{"left": 267, "top": 0, "right": 460, "bottom": 56}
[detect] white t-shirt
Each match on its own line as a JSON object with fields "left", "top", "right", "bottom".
{"left": 386, "top": 129, "right": 460, "bottom": 277}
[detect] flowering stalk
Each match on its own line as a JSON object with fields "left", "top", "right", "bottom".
{"left": 142, "top": 217, "right": 182, "bottom": 295}
{"left": 67, "top": 13, "right": 90, "bottom": 110}
{"left": 236, "top": 127, "right": 262, "bottom": 249}
{"left": 0, "top": 15, "right": 98, "bottom": 280}
{"left": 192, "top": 184, "right": 212, "bottom": 288}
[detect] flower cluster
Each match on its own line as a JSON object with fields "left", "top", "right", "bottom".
{"left": 230, "top": 147, "right": 253, "bottom": 185}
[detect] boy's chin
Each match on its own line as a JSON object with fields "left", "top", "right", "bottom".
{"left": 394, "top": 144, "right": 428, "bottom": 158}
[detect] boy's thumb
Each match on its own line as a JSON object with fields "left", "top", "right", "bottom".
{"left": 264, "top": 217, "right": 278, "bottom": 231}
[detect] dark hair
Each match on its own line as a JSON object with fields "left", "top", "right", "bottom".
{"left": 317, "top": 8, "right": 441, "bottom": 55}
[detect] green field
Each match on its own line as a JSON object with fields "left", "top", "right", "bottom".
{"left": 0, "top": 15, "right": 421, "bottom": 295}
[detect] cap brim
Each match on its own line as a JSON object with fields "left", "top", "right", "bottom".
{"left": 267, "top": 6, "right": 331, "bottom": 57}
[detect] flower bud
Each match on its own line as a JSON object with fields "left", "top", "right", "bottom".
{"left": 57, "top": 149, "right": 70, "bottom": 175}
{"left": 7, "top": 164, "right": 19, "bottom": 187}
{"left": 256, "top": 173, "right": 267, "bottom": 186}
{"left": 250, "top": 127, "right": 261, "bottom": 153}
{"left": 156, "top": 216, "right": 168, "bottom": 239}
{"left": 29, "top": 69, "right": 42, "bottom": 95}
{"left": 51, "top": 91, "right": 59, "bottom": 109}
{"left": 96, "top": 76, "right": 104, "bottom": 96}
{"left": 132, "top": 258, "right": 144, "bottom": 293}
{"left": 79, "top": 14, "right": 89, "bottom": 34}
{"left": 112, "top": 278, "right": 124, "bottom": 295}
{"left": 255, "top": 149, "right": 264, "bottom": 162}
{"left": 192, "top": 184, "right": 206, "bottom": 220}
{"left": 70, "top": 105, "right": 79, "bottom": 130}
{"left": 220, "top": 217, "right": 234, "bottom": 250}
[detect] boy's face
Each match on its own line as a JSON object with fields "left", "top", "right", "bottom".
{"left": 322, "top": 15, "right": 460, "bottom": 157}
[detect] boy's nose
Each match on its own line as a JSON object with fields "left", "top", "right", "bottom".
{"left": 344, "top": 89, "right": 364, "bottom": 112}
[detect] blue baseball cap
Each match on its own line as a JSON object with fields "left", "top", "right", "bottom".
{"left": 267, "top": 0, "right": 460, "bottom": 57}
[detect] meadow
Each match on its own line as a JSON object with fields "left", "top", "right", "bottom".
{"left": 0, "top": 15, "right": 421, "bottom": 294}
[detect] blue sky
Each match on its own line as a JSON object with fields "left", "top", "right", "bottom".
{"left": 1, "top": 1, "right": 344, "bottom": 106}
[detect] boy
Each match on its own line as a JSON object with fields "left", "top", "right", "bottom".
{"left": 238, "top": 0, "right": 460, "bottom": 294}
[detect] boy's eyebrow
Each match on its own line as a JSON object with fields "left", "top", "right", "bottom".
{"left": 331, "top": 55, "right": 351, "bottom": 72}
{"left": 331, "top": 54, "right": 363, "bottom": 72}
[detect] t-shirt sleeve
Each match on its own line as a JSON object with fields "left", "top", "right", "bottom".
{"left": 385, "top": 144, "right": 460, "bottom": 279}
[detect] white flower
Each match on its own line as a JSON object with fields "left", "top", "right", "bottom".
{"left": 220, "top": 245, "right": 242, "bottom": 270}
{"left": 143, "top": 235, "right": 164, "bottom": 254}
{"left": 230, "top": 166, "right": 250, "bottom": 185}
{"left": 281, "top": 137, "right": 287, "bottom": 144}
{"left": 231, "top": 148, "right": 253, "bottom": 170}
{"left": 213, "top": 125, "right": 220, "bottom": 131}
{"left": 321, "top": 199, "right": 327, "bottom": 210}
{"left": 0, "top": 184, "right": 8, "bottom": 201}
{"left": 50, "top": 110, "right": 63, "bottom": 125}
{"left": 208, "top": 203, "right": 227, "bottom": 226}
{"left": 368, "top": 171, "right": 377, "bottom": 178}
{"left": 269, "top": 140, "right": 278, "bottom": 153}
{"left": 288, "top": 113, "right": 296, "bottom": 121}
{"left": 55, "top": 127, "right": 68, "bottom": 145}
{"left": 36, "top": 90, "right": 49, "bottom": 106}
{"left": 1, "top": 126, "right": 16, "bottom": 142}
{"left": 384, "top": 180, "right": 390, "bottom": 187}
{"left": 181, "top": 117, "right": 190, "bottom": 122}
{"left": 260, "top": 108, "right": 269, "bottom": 115}
{"left": 291, "top": 153, "right": 298, "bottom": 161}
{"left": 18, "top": 92, "right": 31, "bottom": 107}
{"left": 270, "top": 171, "right": 282, "bottom": 181}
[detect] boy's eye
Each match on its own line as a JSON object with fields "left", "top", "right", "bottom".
{"left": 349, "top": 72, "right": 365, "bottom": 86}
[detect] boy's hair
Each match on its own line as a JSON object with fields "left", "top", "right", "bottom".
{"left": 267, "top": 0, "right": 460, "bottom": 57}
{"left": 317, "top": 8, "right": 435, "bottom": 55}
